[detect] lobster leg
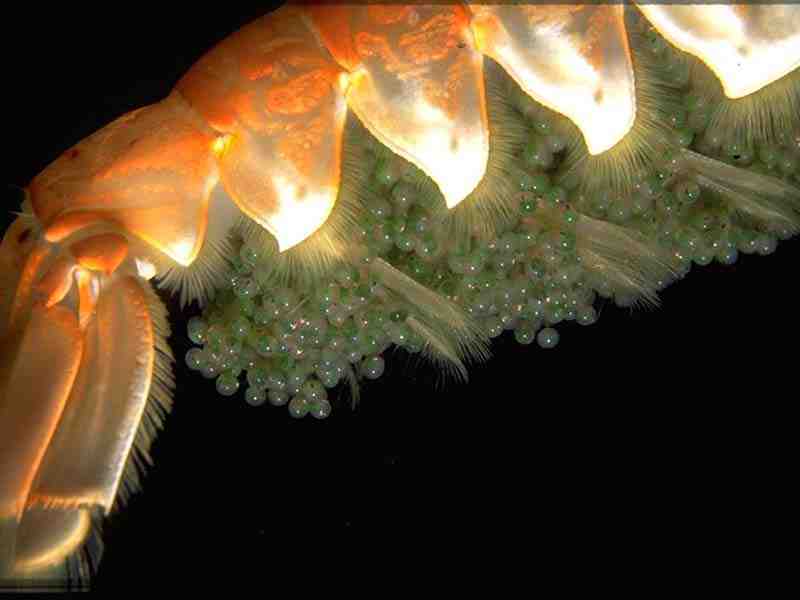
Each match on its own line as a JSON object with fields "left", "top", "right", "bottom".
{"left": 0, "top": 206, "right": 170, "bottom": 580}
{"left": 28, "top": 276, "right": 157, "bottom": 513}
{"left": 0, "top": 305, "right": 83, "bottom": 576}
{"left": 0, "top": 276, "right": 165, "bottom": 579}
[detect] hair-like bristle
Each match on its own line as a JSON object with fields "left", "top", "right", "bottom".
{"left": 691, "top": 58, "right": 800, "bottom": 151}
{"left": 113, "top": 281, "right": 174, "bottom": 509}
{"left": 369, "top": 257, "right": 490, "bottom": 374}
{"left": 557, "top": 8, "right": 687, "bottom": 198}
{"left": 63, "top": 508, "right": 103, "bottom": 592}
{"left": 398, "top": 58, "right": 530, "bottom": 244}
{"left": 236, "top": 112, "right": 372, "bottom": 290}
{"left": 152, "top": 186, "right": 238, "bottom": 308}
{"left": 445, "top": 59, "right": 531, "bottom": 242}
{"left": 576, "top": 215, "right": 679, "bottom": 307}
{"left": 406, "top": 316, "right": 468, "bottom": 383}
{"left": 681, "top": 149, "right": 800, "bottom": 235}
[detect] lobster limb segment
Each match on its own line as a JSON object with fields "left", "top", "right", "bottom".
{"left": 177, "top": 6, "right": 348, "bottom": 252}
{"left": 13, "top": 508, "right": 91, "bottom": 577}
{"left": 0, "top": 214, "right": 40, "bottom": 334}
{"left": 0, "top": 305, "right": 83, "bottom": 574}
{"left": 4, "top": 241, "right": 51, "bottom": 333}
{"left": 1, "top": 200, "right": 172, "bottom": 577}
{"left": 635, "top": 4, "right": 800, "bottom": 99}
{"left": 29, "top": 92, "right": 219, "bottom": 267}
{"left": 28, "top": 276, "right": 156, "bottom": 515}
{"left": 306, "top": 4, "right": 490, "bottom": 209}
{"left": 468, "top": 4, "right": 636, "bottom": 155}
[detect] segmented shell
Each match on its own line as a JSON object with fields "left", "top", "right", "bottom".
{"left": 637, "top": 4, "right": 800, "bottom": 99}
{"left": 177, "top": 6, "right": 349, "bottom": 251}
{"left": 469, "top": 4, "right": 636, "bottom": 155}
{"left": 307, "top": 4, "right": 490, "bottom": 209}
{"left": 28, "top": 4, "right": 800, "bottom": 258}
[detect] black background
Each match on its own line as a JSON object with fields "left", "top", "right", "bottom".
{"left": 2, "top": 3, "right": 792, "bottom": 589}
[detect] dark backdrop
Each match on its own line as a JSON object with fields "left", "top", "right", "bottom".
{"left": 2, "top": 4, "right": 792, "bottom": 589}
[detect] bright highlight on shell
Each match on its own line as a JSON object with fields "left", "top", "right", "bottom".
{"left": 267, "top": 176, "right": 338, "bottom": 251}
{"left": 470, "top": 4, "right": 637, "bottom": 155}
{"left": 638, "top": 4, "right": 800, "bottom": 100}
{"left": 307, "top": 4, "right": 491, "bottom": 210}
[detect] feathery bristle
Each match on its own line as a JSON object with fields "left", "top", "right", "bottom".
{"left": 577, "top": 215, "right": 679, "bottom": 307}
{"left": 691, "top": 58, "right": 800, "bottom": 150}
{"left": 557, "top": 8, "right": 687, "bottom": 198}
{"left": 397, "top": 59, "right": 531, "bottom": 243}
{"left": 406, "top": 316, "right": 468, "bottom": 383}
{"left": 236, "top": 113, "right": 372, "bottom": 290}
{"left": 681, "top": 149, "right": 800, "bottom": 235}
{"left": 441, "top": 58, "right": 531, "bottom": 243}
{"left": 152, "top": 186, "right": 238, "bottom": 308}
{"left": 369, "top": 258, "right": 490, "bottom": 371}
{"left": 113, "top": 281, "right": 174, "bottom": 509}
{"left": 343, "top": 363, "right": 360, "bottom": 410}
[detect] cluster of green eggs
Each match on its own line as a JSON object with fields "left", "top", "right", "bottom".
{"left": 185, "top": 23, "right": 797, "bottom": 417}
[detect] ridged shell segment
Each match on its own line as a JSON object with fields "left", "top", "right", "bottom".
{"left": 177, "top": 5, "right": 348, "bottom": 251}
{"left": 469, "top": 4, "right": 636, "bottom": 155}
{"left": 306, "top": 4, "right": 490, "bottom": 209}
{"left": 636, "top": 4, "right": 800, "bottom": 99}
{"left": 29, "top": 93, "right": 218, "bottom": 267}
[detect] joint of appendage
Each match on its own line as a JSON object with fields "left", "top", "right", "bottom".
{"left": 22, "top": 209, "right": 152, "bottom": 331}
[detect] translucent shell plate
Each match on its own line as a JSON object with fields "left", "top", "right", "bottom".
{"left": 637, "top": 4, "right": 800, "bottom": 99}
{"left": 469, "top": 4, "right": 636, "bottom": 155}
{"left": 178, "top": 6, "right": 348, "bottom": 251}
{"left": 308, "top": 5, "right": 490, "bottom": 209}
